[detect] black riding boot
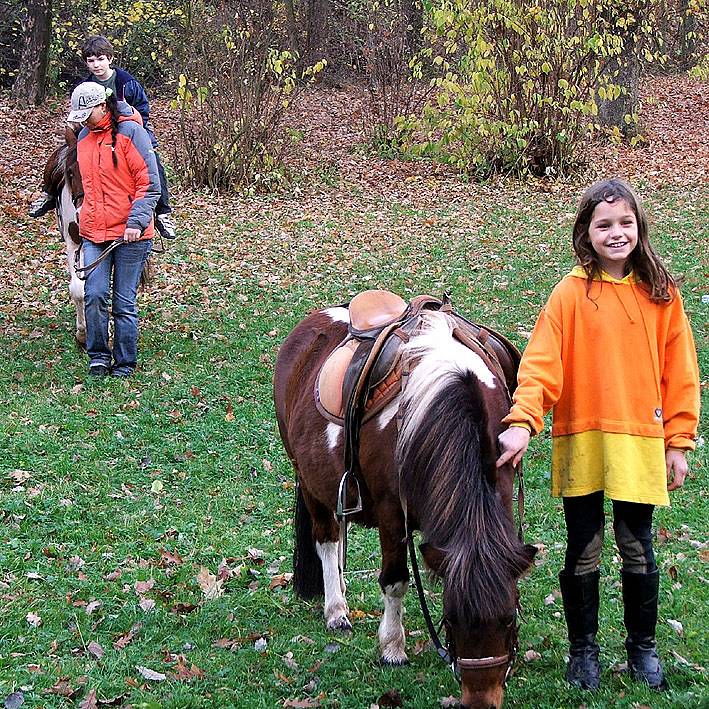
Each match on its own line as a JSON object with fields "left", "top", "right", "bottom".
{"left": 559, "top": 569, "right": 601, "bottom": 690}
{"left": 622, "top": 569, "right": 667, "bottom": 690}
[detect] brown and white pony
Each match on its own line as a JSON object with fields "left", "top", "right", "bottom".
{"left": 53, "top": 128, "right": 86, "bottom": 346}
{"left": 274, "top": 304, "right": 537, "bottom": 709}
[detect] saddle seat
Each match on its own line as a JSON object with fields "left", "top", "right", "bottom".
{"left": 316, "top": 290, "right": 441, "bottom": 425}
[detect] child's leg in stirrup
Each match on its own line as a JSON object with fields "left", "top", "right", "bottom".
{"left": 29, "top": 147, "right": 62, "bottom": 217}
{"left": 153, "top": 152, "right": 176, "bottom": 239}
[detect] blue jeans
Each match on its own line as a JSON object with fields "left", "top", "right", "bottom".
{"left": 83, "top": 239, "right": 152, "bottom": 373}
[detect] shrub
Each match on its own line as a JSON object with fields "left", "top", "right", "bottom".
{"left": 393, "top": 0, "right": 675, "bottom": 177}
{"left": 171, "top": 0, "right": 324, "bottom": 191}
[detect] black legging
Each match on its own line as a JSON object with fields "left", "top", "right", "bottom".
{"left": 563, "top": 491, "right": 656, "bottom": 575}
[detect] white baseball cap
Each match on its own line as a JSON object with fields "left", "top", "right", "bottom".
{"left": 67, "top": 82, "right": 107, "bottom": 123}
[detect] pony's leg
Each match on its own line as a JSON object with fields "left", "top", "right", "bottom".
{"left": 377, "top": 507, "right": 410, "bottom": 666}
{"left": 317, "top": 534, "right": 352, "bottom": 632}
{"left": 67, "top": 241, "right": 86, "bottom": 347}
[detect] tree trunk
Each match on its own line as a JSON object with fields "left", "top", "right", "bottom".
{"left": 284, "top": 0, "right": 301, "bottom": 57}
{"left": 11, "top": 0, "right": 52, "bottom": 105}
{"left": 401, "top": 0, "right": 423, "bottom": 54}
{"left": 598, "top": 54, "right": 640, "bottom": 135}
{"left": 678, "top": 0, "right": 697, "bottom": 69}
{"left": 306, "top": 0, "right": 328, "bottom": 63}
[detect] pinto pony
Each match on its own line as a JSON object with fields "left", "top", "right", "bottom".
{"left": 52, "top": 128, "right": 86, "bottom": 346}
{"left": 274, "top": 298, "right": 537, "bottom": 709}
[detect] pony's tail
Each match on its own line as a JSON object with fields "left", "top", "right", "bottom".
{"left": 293, "top": 482, "right": 323, "bottom": 599}
{"left": 139, "top": 255, "right": 153, "bottom": 288}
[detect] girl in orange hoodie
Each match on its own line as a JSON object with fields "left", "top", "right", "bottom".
{"left": 497, "top": 178, "right": 699, "bottom": 691}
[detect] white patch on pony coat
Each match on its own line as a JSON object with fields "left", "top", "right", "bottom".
{"left": 379, "top": 581, "right": 409, "bottom": 664}
{"left": 323, "top": 307, "right": 350, "bottom": 324}
{"left": 317, "top": 541, "right": 350, "bottom": 628}
{"left": 377, "top": 398, "right": 400, "bottom": 430}
{"left": 398, "top": 311, "right": 495, "bottom": 450}
{"left": 325, "top": 422, "right": 341, "bottom": 450}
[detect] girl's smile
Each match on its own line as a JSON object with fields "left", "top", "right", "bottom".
{"left": 587, "top": 198, "right": 638, "bottom": 278}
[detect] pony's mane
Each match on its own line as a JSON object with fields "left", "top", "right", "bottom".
{"left": 396, "top": 311, "right": 529, "bottom": 623}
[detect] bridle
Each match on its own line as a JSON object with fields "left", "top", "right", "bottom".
{"left": 406, "top": 531, "right": 519, "bottom": 685}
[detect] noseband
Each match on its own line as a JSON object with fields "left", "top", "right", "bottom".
{"left": 444, "top": 616, "right": 518, "bottom": 684}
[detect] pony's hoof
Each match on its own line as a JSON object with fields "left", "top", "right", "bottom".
{"left": 380, "top": 656, "right": 409, "bottom": 667}
{"left": 327, "top": 617, "right": 353, "bottom": 633}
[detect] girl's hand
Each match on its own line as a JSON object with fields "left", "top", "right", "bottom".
{"left": 123, "top": 227, "right": 141, "bottom": 242}
{"left": 666, "top": 448, "right": 688, "bottom": 491}
{"left": 497, "top": 426, "right": 531, "bottom": 468}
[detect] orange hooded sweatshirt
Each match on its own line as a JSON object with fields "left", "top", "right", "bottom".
{"left": 503, "top": 267, "right": 699, "bottom": 505}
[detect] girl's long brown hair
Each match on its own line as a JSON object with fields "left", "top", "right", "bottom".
{"left": 572, "top": 178, "right": 676, "bottom": 302}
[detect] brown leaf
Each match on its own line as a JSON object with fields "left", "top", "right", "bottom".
{"left": 269, "top": 573, "right": 293, "bottom": 590}
{"left": 283, "top": 699, "right": 320, "bottom": 708}
{"left": 113, "top": 623, "right": 141, "bottom": 650}
{"left": 45, "top": 677, "right": 77, "bottom": 697}
{"left": 79, "top": 689, "right": 98, "bottom": 709}
{"left": 87, "top": 641, "right": 104, "bottom": 659}
{"left": 160, "top": 548, "right": 184, "bottom": 566}
{"left": 171, "top": 602, "right": 198, "bottom": 614}
{"left": 196, "top": 566, "right": 224, "bottom": 599}
{"left": 170, "top": 655, "right": 205, "bottom": 681}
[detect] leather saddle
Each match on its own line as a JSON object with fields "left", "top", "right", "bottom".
{"left": 316, "top": 289, "right": 521, "bottom": 426}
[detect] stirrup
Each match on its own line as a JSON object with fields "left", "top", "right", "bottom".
{"left": 336, "top": 470, "right": 362, "bottom": 518}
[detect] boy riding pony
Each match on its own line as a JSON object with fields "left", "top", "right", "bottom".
{"left": 29, "top": 35, "right": 176, "bottom": 239}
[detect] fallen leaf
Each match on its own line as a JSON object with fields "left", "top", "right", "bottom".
{"left": 87, "top": 641, "right": 104, "bottom": 659}
{"left": 134, "top": 579, "right": 155, "bottom": 595}
{"left": 135, "top": 665, "right": 167, "bottom": 681}
{"left": 283, "top": 699, "right": 319, "bottom": 708}
{"left": 524, "top": 649, "right": 541, "bottom": 661}
{"left": 283, "top": 651, "right": 298, "bottom": 670}
{"left": 26, "top": 612, "right": 42, "bottom": 627}
{"left": 170, "top": 655, "right": 205, "bottom": 681}
{"left": 269, "top": 572, "right": 293, "bottom": 590}
{"left": 196, "top": 566, "right": 224, "bottom": 600}
{"left": 666, "top": 619, "right": 684, "bottom": 636}
{"left": 139, "top": 598, "right": 156, "bottom": 612}
{"left": 79, "top": 689, "right": 98, "bottom": 709}
{"left": 85, "top": 600, "right": 102, "bottom": 615}
{"left": 44, "top": 678, "right": 77, "bottom": 697}
{"left": 113, "top": 623, "right": 141, "bottom": 650}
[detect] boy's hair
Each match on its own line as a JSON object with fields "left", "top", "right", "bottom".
{"left": 81, "top": 35, "right": 114, "bottom": 61}
{"left": 572, "top": 177, "right": 675, "bottom": 302}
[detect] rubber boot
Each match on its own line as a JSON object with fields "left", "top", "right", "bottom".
{"left": 622, "top": 569, "right": 667, "bottom": 690}
{"left": 559, "top": 569, "right": 601, "bottom": 690}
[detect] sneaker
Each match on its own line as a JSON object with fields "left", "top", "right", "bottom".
{"left": 111, "top": 366, "right": 135, "bottom": 378}
{"left": 88, "top": 364, "right": 110, "bottom": 377}
{"left": 29, "top": 192, "right": 57, "bottom": 218}
{"left": 155, "top": 212, "right": 176, "bottom": 239}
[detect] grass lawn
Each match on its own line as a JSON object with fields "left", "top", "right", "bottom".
{"left": 1, "top": 89, "right": 707, "bottom": 709}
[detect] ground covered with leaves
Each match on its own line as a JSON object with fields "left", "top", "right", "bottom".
{"left": 0, "top": 74, "right": 707, "bottom": 708}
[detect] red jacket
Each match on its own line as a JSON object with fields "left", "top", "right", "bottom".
{"left": 77, "top": 104, "right": 160, "bottom": 242}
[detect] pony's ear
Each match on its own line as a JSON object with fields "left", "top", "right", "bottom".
{"left": 419, "top": 542, "right": 445, "bottom": 575}
{"left": 65, "top": 125, "right": 78, "bottom": 146}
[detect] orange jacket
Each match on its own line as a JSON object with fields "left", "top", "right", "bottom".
{"left": 504, "top": 268, "right": 699, "bottom": 450}
{"left": 77, "top": 104, "right": 160, "bottom": 242}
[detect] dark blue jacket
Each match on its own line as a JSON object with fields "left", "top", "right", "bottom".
{"left": 83, "top": 67, "right": 158, "bottom": 147}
